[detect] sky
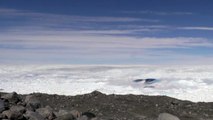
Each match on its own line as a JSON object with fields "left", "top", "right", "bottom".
{"left": 0, "top": 0, "right": 213, "bottom": 65}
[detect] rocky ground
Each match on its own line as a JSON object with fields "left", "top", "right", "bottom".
{"left": 0, "top": 91, "right": 213, "bottom": 120}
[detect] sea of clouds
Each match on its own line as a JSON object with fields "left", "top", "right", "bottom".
{"left": 0, "top": 65, "right": 213, "bottom": 102}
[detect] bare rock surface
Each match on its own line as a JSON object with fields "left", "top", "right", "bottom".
{"left": 0, "top": 91, "right": 213, "bottom": 120}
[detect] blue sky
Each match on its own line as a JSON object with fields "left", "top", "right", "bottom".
{"left": 0, "top": 0, "right": 213, "bottom": 64}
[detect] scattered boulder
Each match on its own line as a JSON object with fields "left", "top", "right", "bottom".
{"left": 158, "top": 113, "right": 180, "bottom": 120}
{"left": 55, "top": 110, "right": 81, "bottom": 119}
{"left": 0, "top": 113, "right": 6, "bottom": 119}
{"left": 25, "top": 95, "right": 41, "bottom": 111}
{"left": 82, "top": 112, "right": 96, "bottom": 119}
{"left": 0, "top": 99, "right": 5, "bottom": 112}
{"left": 10, "top": 105, "right": 26, "bottom": 114}
{"left": 77, "top": 115, "right": 89, "bottom": 120}
{"left": 24, "top": 111, "right": 45, "bottom": 120}
{"left": 90, "top": 91, "right": 104, "bottom": 96}
{"left": 55, "top": 109, "right": 70, "bottom": 117}
{"left": 36, "top": 106, "right": 55, "bottom": 120}
{"left": 70, "top": 110, "right": 81, "bottom": 118}
{"left": 55, "top": 109, "right": 81, "bottom": 119}
{"left": 1, "top": 92, "right": 20, "bottom": 104}
{"left": 54, "top": 113, "right": 75, "bottom": 120}
{"left": 2, "top": 110, "right": 24, "bottom": 120}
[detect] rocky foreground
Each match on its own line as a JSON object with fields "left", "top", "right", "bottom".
{"left": 0, "top": 91, "right": 213, "bottom": 120}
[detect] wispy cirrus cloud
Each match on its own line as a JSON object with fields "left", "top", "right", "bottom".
{"left": 4, "top": 8, "right": 207, "bottom": 36}
{"left": 122, "top": 10, "right": 194, "bottom": 15}
{"left": 0, "top": 8, "right": 158, "bottom": 23}
{"left": 0, "top": 8, "right": 162, "bottom": 37}
{"left": 1, "top": 27, "right": 212, "bottom": 51}
{"left": 0, "top": 26, "right": 213, "bottom": 64}
{"left": 179, "top": 26, "right": 213, "bottom": 31}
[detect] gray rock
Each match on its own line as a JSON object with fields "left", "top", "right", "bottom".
{"left": 56, "top": 109, "right": 70, "bottom": 116}
{"left": 2, "top": 110, "right": 24, "bottom": 120}
{"left": 0, "top": 113, "right": 6, "bottom": 119}
{"left": 158, "top": 113, "right": 180, "bottom": 120}
{"left": 55, "top": 109, "right": 80, "bottom": 119}
{"left": 25, "top": 95, "right": 41, "bottom": 110}
{"left": 0, "top": 99, "right": 5, "bottom": 112}
{"left": 24, "top": 111, "right": 45, "bottom": 120}
{"left": 54, "top": 113, "right": 75, "bottom": 120}
{"left": 77, "top": 115, "right": 89, "bottom": 120}
{"left": 82, "top": 112, "right": 96, "bottom": 119}
{"left": 36, "top": 106, "right": 55, "bottom": 119}
{"left": 1, "top": 92, "right": 20, "bottom": 104}
{"left": 54, "top": 110, "right": 69, "bottom": 117}
{"left": 10, "top": 105, "right": 26, "bottom": 114}
{"left": 70, "top": 110, "right": 81, "bottom": 118}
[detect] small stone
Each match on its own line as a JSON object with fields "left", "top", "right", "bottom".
{"left": 158, "top": 113, "right": 180, "bottom": 120}
{"left": 171, "top": 100, "right": 179, "bottom": 106}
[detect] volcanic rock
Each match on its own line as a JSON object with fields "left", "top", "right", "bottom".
{"left": 82, "top": 112, "right": 96, "bottom": 119}
{"left": 54, "top": 113, "right": 75, "bottom": 120}
{"left": 0, "top": 99, "right": 5, "bottom": 112}
{"left": 25, "top": 95, "right": 41, "bottom": 111}
{"left": 2, "top": 110, "right": 24, "bottom": 120}
{"left": 158, "top": 113, "right": 180, "bottom": 120}
{"left": 36, "top": 106, "right": 55, "bottom": 119}
{"left": 10, "top": 105, "right": 26, "bottom": 114}
{"left": 1, "top": 92, "right": 20, "bottom": 104}
{"left": 24, "top": 110, "right": 45, "bottom": 120}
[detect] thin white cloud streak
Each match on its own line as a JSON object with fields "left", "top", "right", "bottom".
{"left": 122, "top": 10, "right": 193, "bottom": 15}
{"left": 1, "top": 29, "right": 212, "bottom": 50}
{"left": 2, "top": 8, "right": 199, "bottom": 34}
{"left": 70, "top": 29, "right": 161, "bottom": 35}
{"left": 0, "top": 8, "right": 158, "bottom": 23}
{"left": 179, "top": 27, "right": 213, "bottom": 31}
{"left": 2, "top": 25, "right": 166, "bottom": 36}
{"left": 1, "top": 44, "right": 213, "bottom": 65}
{"left": 166, "top": 55, "right": 213, "bottom": 65}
